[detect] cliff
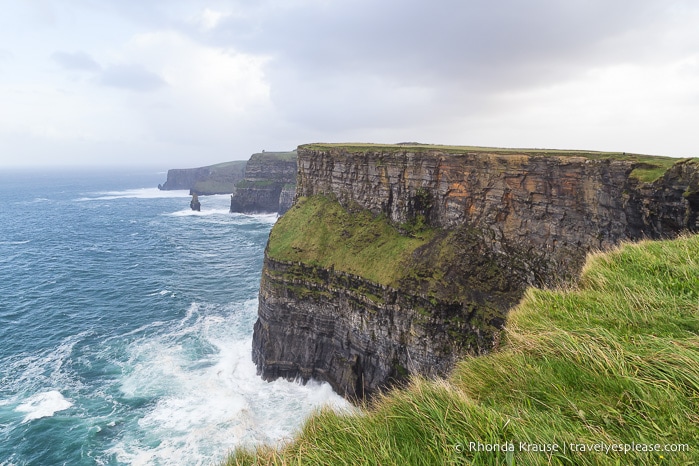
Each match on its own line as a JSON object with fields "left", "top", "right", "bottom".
{"left": 229, "top": 151, "right": 297, "bottom": 215}
{"left": 253, "top": 143, "right": 699, "bottom": 399}
{"left": 234, "top": 233, "right": 699, "bottom": 466}
{"left": 158, "top": 160, "right": 247, "bottom": 195}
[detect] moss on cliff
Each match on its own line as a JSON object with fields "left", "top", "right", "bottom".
{"left": 267, "top": 195, "right": 434, "bottom": 286}
{"left": 229, "top": 233, "right": 699, "bottom": 465}
{"left": 268, "top": 194, "right": 540, "bottom": 310}
{"left": 630, "top": 159, "right": 687, "bottom": 183}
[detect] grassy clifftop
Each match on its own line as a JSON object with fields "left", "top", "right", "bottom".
{"left": 190, "top": 160, "right": 247, "bottom": 195}
{"left": 249, "top": 150, "right": 298, "bottom": 162}
{"left": 230, "top": 233, "right": 699, "bottom": 465}
{"left": 299, "top": 143, "right": 689, "bottom": 183}
{"left": 267, "top": 195, "right": 525, "bottom": 306}
{"left": 266, "top": 195, "right": 434, "bottom": 286}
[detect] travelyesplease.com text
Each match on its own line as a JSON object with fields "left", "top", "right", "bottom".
{"left": 454, "top": 441, "right": 689, "bottom": 455}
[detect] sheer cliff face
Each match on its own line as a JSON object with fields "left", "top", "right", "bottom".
{"left": 253, "top": 146, "right": 699, "bottom": 399}
{"left": 229, "top": 152, "right": 297, "bottom": 215}
{"left": 297, "top": 149, "right": 698, "bottom": 276}
{"left": 159, "top": 167, "right": 212, "bottom": 191}
{"left": 159, "top": 161, "right": 247, "bottom": 194}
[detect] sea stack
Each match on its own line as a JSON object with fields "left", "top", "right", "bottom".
{"left": 190, "top": 193, "right": 201, "bottom": 211}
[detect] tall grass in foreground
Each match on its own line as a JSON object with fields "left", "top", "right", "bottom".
{"left": 227, "top": 235, "right": 699, "bottom": 465}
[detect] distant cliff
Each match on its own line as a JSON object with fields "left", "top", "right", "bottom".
{"left": 230, "top": 151, "right": 297, "bottom": 215}
{"left": 253, "top": 143, "right": 699, "bottom": 399}
{"left": 158, "top": 160, "right": 247, "bottom": 195}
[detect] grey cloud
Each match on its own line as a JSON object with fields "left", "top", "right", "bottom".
{"left": 197, "top": 0, "right": 692, "bottom": 133}
{"left": 98, "top": 64, "right": 167, "bottom": 92}
{"left": 213, "top": 0, "right": 668, "bottom": 87}
{"left": 52, "top": 51, "right": 101, "bottom": 71}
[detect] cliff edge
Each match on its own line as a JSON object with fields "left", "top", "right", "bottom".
{"left": 159, "top": 160, "right": 247, "bottom": 195}
{"left": 230, "top": 151, "right": 297, "bottom": 215}
{"left": 253, "top": 143, "right": 699, "bottom": 399}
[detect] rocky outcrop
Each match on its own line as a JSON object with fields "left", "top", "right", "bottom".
{"left": 278, "top": 184, "right": 296, "bottom": 215}
{"left": 253, "top": 230, "right": 523, "bottom": 399}
{"left": 159, "top": 161, "right": 247, "bottom": 195}
{"left": 230, "top": 151, "right": 297, "bottom": 215}
{"left": 190, "top": 193, "right": 201, "bottom": 211}
{"left": 254, "top": 261, "right": 475, "bottom": 399}
{"left": 253, "top": 144, "right": 699, "bottom": 399}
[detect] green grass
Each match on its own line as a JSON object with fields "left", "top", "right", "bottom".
{"left": 267, "top": 195, "right": 433, "bottom": 286}
{"left": 300, "top": 143, "right": 691, "bottom": 183}
{"left": 208, "top": 160, "right": 248, "bottom": 170}
{"left": 227, "top": 234, "right": 699, "bottom": 465}
{"left": 191, "top": 180, "right": 238, "bottom": 194}
{"left": 630, "top": 160, "right": 683, "bottom": 183}
{"left": 250, "top": 151, "right": 298, "bottom": 162}
{"left": 189, "top": 160, "right": 247, "bottom": 194}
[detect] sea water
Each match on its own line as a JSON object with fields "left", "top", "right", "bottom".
{"left": 0, "top": 169, "right": 349, "bottom": 465}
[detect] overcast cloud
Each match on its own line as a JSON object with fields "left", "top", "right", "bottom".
{"left": 0, "top": 0, "right": 697, "bottom": 168}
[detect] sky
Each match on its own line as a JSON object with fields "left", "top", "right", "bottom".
{"left": 1, "top": 0, "right": 698, "bottom": 169}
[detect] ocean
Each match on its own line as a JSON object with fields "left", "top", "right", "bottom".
{"left": 0, "top": 169, "right": 349, "bottom": 465}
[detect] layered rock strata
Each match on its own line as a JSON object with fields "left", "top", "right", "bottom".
{"left": 253, "top": 145, "right": 699, "bottom": 399}
{"left": 230, "top": 151, "right": 297, "bottom": 215}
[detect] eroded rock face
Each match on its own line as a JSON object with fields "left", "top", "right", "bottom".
{"left": 254, "top": 147, "right": 699, "bottom": 399}
{"left": 229, "top": 152, "right": 297, "bottom": 214}
{"left": 253, "top": 244, "right": 520, "bottom": 399}
{"left": 297, "top": 151, "right": 697, "bottom": 277}
{"left": 229, "top": 183, "right": 284, "bottom": 213}
{"left": 160, "top": 167, "right": 212, "bottom": 191}
{"left": 253, "top": 261, "right": 467, "bottom": 399}
{"left": 159, "top": 161, "right": 247, "bottom": 195}
{"left": 278, "top": 184, "right": 296, "bottom": 215}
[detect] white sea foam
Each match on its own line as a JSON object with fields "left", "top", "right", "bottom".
{"left": 76, "top": 188, "right": 190, "bottom": 201}
{"left": 146, "top": 289, "right": 175, "bottom": 297}
{"left": 3, "top": 332, "right": 88, "bottom": 394}
{"left": 0, "top": 456, "right": 20, "bottom": 466}
{"left": 102, "top": 321, "right": 167, "bottom": 342}
{"left": 15, "top": 391, "right": 73, "bottom": 423}
{"left": 181, "top": 301, "right": 200, "bottom": 324}
{"left": 109, "top": 299, "right": 352, "bottom": 465}
{"left": 230, "top": 212, "right": 279, "bottom": 225}
{"left": 169, "top": 208, "right": 231, "bottom": 217}
{"left": 155, "top": 194, "right": 281, "bottom": 222}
